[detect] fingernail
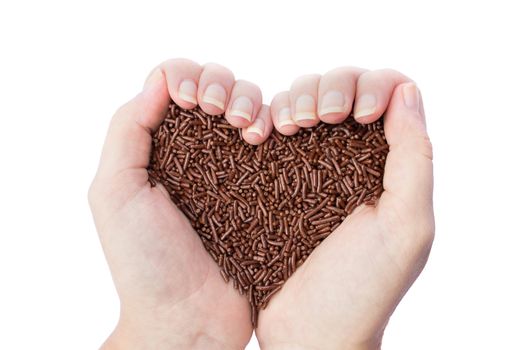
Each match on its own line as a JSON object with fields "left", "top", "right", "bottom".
{"left": 402, "top": 83, "right": 420, "bottom": 110}
{"left": 178, "top": 79, "right": 197, "bottom": 104}
{"left": 247, "top": 118, "right": 265, "bottom": 137}
{"left": 202, "top": 83, "right": 227, "bottom": 110}
{"left": 354, "top": 94, "right": 376, "bottom": 119}
{"left": 230, "top": 96, "right": 253, "bottom": 122}
{"left": 277, "top": 108, "right": 295, "bottom": 128}
{"left": 319, "top": 90, "right": 345, "bottom": 116}
{"left": 143, "top": 68, "right": 163, "bottom": 91}
{"left": 295, "top": 95, "right": 316, "bottom": 121}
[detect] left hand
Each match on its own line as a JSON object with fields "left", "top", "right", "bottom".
{"left": 255, "top": 68, "right": 434, "bottom": 350}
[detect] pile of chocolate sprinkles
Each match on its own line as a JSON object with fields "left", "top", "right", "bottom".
{"left": 148, "top": 103, "right": 388, "bottom": 326}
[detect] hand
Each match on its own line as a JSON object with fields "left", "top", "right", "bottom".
{"left": 255, "top": 69, "right": 434, "bottom": 350}
{"left": 88, "top": 59, "right": 270, "bottom": 349}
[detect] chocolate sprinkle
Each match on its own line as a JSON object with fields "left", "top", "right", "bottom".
{"left": 148, "top": 103, "right": 388, "bottom": 326}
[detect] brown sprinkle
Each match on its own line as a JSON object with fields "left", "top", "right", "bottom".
{"left": 148, "top": 103, "right": 388, "bottom": 327}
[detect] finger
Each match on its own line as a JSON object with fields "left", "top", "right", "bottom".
{"left": 96, "top": 68, "right": 170, "bottom": 179}
{"left": 225, "top": 79, "right": 263, "bottom": 128}
{"left": 160, "top": 58, "right": 202, "bottom": 109}
{"left": 289, "top": 74, "right": 321, "bottom": 128}
{"left": 197, "top": 63, "right": 235, "bottom": 115}
{"left": 380, "top": 82, "right": 433, "bottom": 218}
{"left": 242, "top": 105, "right": 273, "bottom": 145}
{"left": 270, "top": 91, "right": 299, "bottom": 136}
{"left": 354, "top": 69, "right": 412, "bottom": 124}
{"left": 317, "top": 66, "right": 367, "bottom": 124}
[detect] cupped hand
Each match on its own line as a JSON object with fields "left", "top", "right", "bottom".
{"left": 256, "top": 69, "right": 434, "bottom": 350}
{"left": 89, "top": 61, "right": 259, "bottom": 350}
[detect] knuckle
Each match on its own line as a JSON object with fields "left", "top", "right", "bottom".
{"left": 378, "top": 68, "right": 413, "bottom": 84}
{"left": 234, "top": 79, "right": 253, "bottom": 86}
{"left": 112, "top": 100, "right": 134, "bottom": 125}
{"left": 87, "top": 179, "right": 101, "bottom": 208}
{"left": 273, "top": 91, "right": 289, "bottom": 102}
{"left": 114, "top": 101, "right": 130, "bottom": 117}
{"left": 270, "top": 91, "right": 290, "bottom": 110}
{"left": 383, "top": 203, "right": 435, "bottom": 251}
{"left": 202, "top": 62, "right": 234, "bottom": 78}
{"left": 291, "top": 74, "right": 322, "bottom": 87}
{"left": 421, "top": 137, "right": 434, "bottom": 160}
{"left": 235, "top": 80, "right": 262, "bottom": 96}
{"left": 416, "top": 216, "right": 435, "bottom": 248}
{"left": 324, "top": 66, "right": 368, "bottom": 78}
{"left": 405, "top": 134, "right": 433, "bottom": 162}
{"left": 161, "top": 57, "right": 198, "bottom": 69}
{"left": 377, "top": 67, "right": 401, "bottom": 76}
{"left": 410, "top": 130, "right": 433, "bottom": 161}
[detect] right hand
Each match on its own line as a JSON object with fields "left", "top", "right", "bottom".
{"left": 89, "top": 59, "right": 268, "bottom": 350}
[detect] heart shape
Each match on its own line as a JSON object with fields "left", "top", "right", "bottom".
{"left": 148, "top": 103, "right": 388, "bottom": 325}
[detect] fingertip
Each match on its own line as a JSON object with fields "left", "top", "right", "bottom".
{"left": 319, "top": 111, "right": 350, "bottom": 124}
{"left": 317, "top": 67, "right": 364, "bottom": 124}
{"left": 243, "top": 105, "right": 273, "bottom": 145}
{"left": 353, "top": 111, "right": 383, "bottom": 125}
{"left": 198, "top": 63, "right": 235, "bottom": 115}
{"left": 143, "top": 67, "right": 163, "bottom": 90}
{"left": 354, "top": 69, "right": 414, "bottom": 125}
{"left": 380, "top": 82, "right": 433, "bottom": 216}
{"left": 384, "top": 83, "right": 428, "bottom": 148}
{"left": 275, "top": 109, "right": 300, "bottom": 135}
{"left": 289, "top": 74, "right": 321, "bottom": 128}
{"left": 176, "top": 79, "right": 199, "bottom": 109}
{"left": 293, "top": 111, "right": 319, "bottom": 128}
{"left": 226, "top": 80, "right": 263, "bottom": 128}
{"left": 291, "top": 95, "right": 319, "bottom": 128}
{"left": 200, "top": 83, "right": 228, "bottom": 115}
{"left": 160, "top": 58, "right": 202, "bottom": 110}
{"left": 352, "top": 92, "right": 383, "bottom": 124}
{"left": 98, "top": 68, "right": 171, "bottom": 179}
{"left": 138, "top": 68, "right": 170, "bottom": 130}
{"left": 270, "top": 92, "right": 300, "bottom": 136}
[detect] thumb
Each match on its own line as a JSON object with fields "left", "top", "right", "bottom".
{"left": 96, "top": 67, "right": 170, "bottom": 180}
{"left": 380, "top": 83, "right": 433, "bottom": 218}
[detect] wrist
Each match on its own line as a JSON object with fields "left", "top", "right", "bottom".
{"left": 262, "top": 344, "right": 380, "bottom": 350}
{"left": 260, "top": 336, "right": 382, "bottom": 350}
{"left": 101, "top": 314, "right": 239, "bottom": 350}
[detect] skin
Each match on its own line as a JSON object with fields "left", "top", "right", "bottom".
{"left": 89, "top": 60, "right": 434, "bottom": 350}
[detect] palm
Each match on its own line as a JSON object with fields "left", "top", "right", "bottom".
{"left": 94, "top": 172, "right": 252, "bottom": 346}
{"left": 257, "top": 137, "right": 434, "bottom": 348}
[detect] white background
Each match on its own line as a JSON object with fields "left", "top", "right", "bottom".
{"left": 1, "top": 1, "right": 524, "bottom": 349}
